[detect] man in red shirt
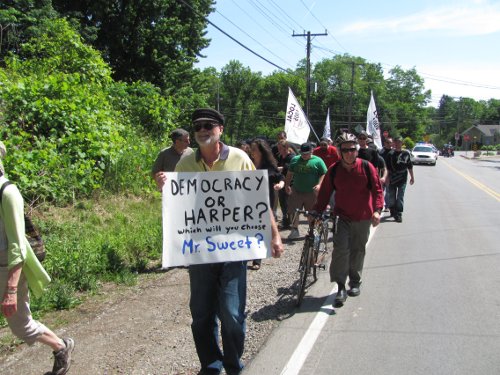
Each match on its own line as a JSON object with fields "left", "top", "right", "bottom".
{"left": 314, "top": 132, "right": 383, "bottom": 307}
{"left": 313, "top": 137, "right": 340, "bottom": 168}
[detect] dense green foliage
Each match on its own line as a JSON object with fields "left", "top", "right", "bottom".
{"left": 1, "top": 19, "right": 124, "bottom": 204}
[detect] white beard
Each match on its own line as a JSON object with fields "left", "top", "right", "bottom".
{"left": 195, "top": 133, "right": 220, "bottom": 147}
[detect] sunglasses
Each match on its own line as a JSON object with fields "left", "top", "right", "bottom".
{"left": 193, "top": 122, "right": 219, "bottom": 132}
{"left": 341, "top": 147, "right": 357, "bottom": 153}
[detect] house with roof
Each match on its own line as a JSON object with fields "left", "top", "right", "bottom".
{"left": 461, "top": 124, "right": 500, "bottom": 149}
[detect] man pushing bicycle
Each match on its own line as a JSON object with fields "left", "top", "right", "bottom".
{"left": 313, "top": 132, "right": 383, "bottom": 307}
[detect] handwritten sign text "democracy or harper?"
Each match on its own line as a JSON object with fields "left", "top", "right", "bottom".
{"left": 162, "top": 170, "right": 271, "bottom": 267}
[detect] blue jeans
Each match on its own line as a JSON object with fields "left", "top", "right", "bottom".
{"left": 386, "top": 183, "right": 407, "bottom": 217}
{"left": 189, "top": 262, "right": 247, "bottom": 375}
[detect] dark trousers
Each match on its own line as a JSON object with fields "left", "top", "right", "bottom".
{"left": 386, "top": 182, "right": 407, "bottom": 218}
{"left": 278, "top": 189, "right": 289, "bottom": 224}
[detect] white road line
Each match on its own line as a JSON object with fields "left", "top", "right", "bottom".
{"left": 280, "top": 223, "right": 380, "bottom": 375}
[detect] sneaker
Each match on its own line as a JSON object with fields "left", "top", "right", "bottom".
{"left": 287, "top": 228, "right": 300, "bottom": 240}
{"left": 52, "top": 338, "right": 75, "bottom": 375}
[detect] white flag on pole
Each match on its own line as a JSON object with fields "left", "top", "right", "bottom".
{"left": 284, "top": 88, "right": 310, "bottom": 145}
{"left": 366, "top": 91, "right": 382, "bottom": 149}
{"left": 322, "top": 108, "right": 331, "bottom": 140}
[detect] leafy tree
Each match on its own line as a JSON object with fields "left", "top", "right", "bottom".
{"left": 383, "top": 66, "right": 431, "bottom": 140}
{"left": 219, "top": 60, "right": 262, "bottom": 143}
{"left": 311, "top": 55, "right": 385, "bottom": 137}
{"left": 51, "top": 0, "right": 215, "bottom": 90}
{"left": 456, "top": 97, "right": 483, "bottom": 129}
{"left": 0, "top": 0, "right": 58, "bottom": 63}
{"left": 481, "top": 99, "right": 500, "bottom": 123}
{"left": 436, "top": 95, "right": 457, "bottom": 137}
{"left": 258, "top": 70, "right": 305, "bottom": 138}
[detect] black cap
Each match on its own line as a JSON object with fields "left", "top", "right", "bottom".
{"left": 358, "top": 131, "right": 369, "bottom": 138}
{"left": 300, "top": 142, "right": 313, "bottom": 154}
{"left": 192, "top": 108, "right": 224, "bottom": 125}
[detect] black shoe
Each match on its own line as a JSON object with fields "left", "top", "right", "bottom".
{"left": 334, "top": 288, "right": 347, "bottom": 307}
{"left": 279, "top": 221, "right": 291, "bottom": 230}
{"left": 347, "top": 287, "right": 360, "bottom": 297}
{"left": 395, "top": 216, "right": 402, "bottom": 223}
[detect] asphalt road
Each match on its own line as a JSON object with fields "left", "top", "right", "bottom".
{"left": 245, "top": 152, "right": 500, "bottom": 375}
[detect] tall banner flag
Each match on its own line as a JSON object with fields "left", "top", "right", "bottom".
{"left": 366, "top": 91, "right": 382, "bottom": 149}
{"left": 284, "top": 88, "right": 311, "bottom": 145}
{"left": 322, "top": 108, "right": 331, "bottom": 140}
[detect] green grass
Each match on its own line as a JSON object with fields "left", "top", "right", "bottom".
{"left": 0, "top": 192, "right": 163, "bottom": 328}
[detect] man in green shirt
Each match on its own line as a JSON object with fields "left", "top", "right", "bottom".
{"left": 284, "top": 142, "right": 327, "bottom": 240}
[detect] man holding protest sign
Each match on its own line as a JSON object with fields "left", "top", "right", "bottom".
{"left": 157, "top": 108, "right": 284, "bottom": 375}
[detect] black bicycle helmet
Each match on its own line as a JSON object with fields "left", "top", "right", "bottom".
{"left": 335, "top": 132, "right": 358, "bottom": 146}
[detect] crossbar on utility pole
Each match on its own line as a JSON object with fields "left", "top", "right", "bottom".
{"left": 293, "top": 30, "right": 327, "bottom": 119}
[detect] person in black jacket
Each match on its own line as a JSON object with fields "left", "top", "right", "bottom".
{"left": 385, "top": 137, "right": 415, "bottom": 222}
{"left": 249, "top": 138, "right": 285, "bottom": 270}
{"left": 275, "top": 139, "right": 296, "bottom": 229}
{"left": 357, "top": 131, "right": 380, "bottom": 169}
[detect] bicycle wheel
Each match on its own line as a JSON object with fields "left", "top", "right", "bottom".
{"left": 312, "top": 220, "right": 330, "bottom": 280}
{"left": 297, "top": 238, "right": 314, "bottom": 306}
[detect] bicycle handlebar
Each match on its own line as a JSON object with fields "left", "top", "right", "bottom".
{"left": 295, "top": 209, "right": 333, "bottom": 220}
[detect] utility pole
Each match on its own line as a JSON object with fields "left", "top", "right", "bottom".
{"left": 348, "top": 62, "right": 355, "bottom": 132}
{"left": 293, "top": 30, "right": 327, "bottom": 119}
{"left": 344, "top": 60, "right": 363, "bottom": 132}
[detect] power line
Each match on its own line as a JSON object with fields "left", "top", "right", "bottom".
{"left": 214, "top": 6, "right": 296, "bottom": 69}
{"left": 179, "top": 0, "right": 293, "bottom": 74}
{"left": 244, "top": 0, "right": 305, "bottom": 50}
{"left": 268, "top": 0, "right": 304, "bottom": 31}
{"left": 298, "top": 0, "right": 348, "bottom": 53}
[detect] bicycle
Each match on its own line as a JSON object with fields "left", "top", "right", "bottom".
{"left": 294, "top": 209, "right": 334, "bottom": 306}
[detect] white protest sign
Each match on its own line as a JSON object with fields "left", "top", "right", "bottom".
{"left": 162, "top": 170, "right": 272, "bottom": 268}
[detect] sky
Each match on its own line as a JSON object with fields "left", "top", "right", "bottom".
{"left": 195, "top": 0, "right": 500, "bottom": 107}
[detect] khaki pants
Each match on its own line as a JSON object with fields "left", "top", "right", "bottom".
{"left": 329, "top": 218, "right": 371, "bottom": 288}
{"left": 0, "top": 262, "right": 47, "bottom": 345}
{"left": 287, "top": 189, "right": 317, "bottom": 228}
